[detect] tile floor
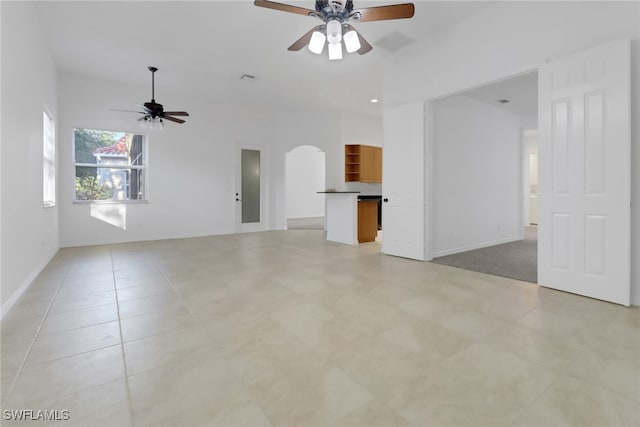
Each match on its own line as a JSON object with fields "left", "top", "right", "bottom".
{"left": 1, "top": 230, "right": 639, "bottom": 426}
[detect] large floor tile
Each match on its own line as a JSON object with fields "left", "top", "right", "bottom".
{"left": 119, "top": 306, "right": 197, "bottom": 342}
{"left": 440, "top": 341, "right": 556, "bottom": 404}
{"left": 117, "top": 294, "right": 187, "bottom": 319}
{"left": 28, "top": 321, "right": 121, "bottom": 364}
{"left": 512, "top": 374, "right": 640, "bottom": 426}
{"left": 246, "top": 363, "right": 374, "bottom": 427}
{"left": 39, "top": 304, "right": 119, "bottom": 334}
{"left": 269, "top": 302, "right": 335, "bottom": 347}
{"left": 49, "top": 290, "right": 117, "bottom": 315}
{"left": 2, "top": 231, "right": 637, "bottom": 427}
{"left": 1, "top": 379, "right": 131, "bottom": 427}
{"left": 127, "top": 352, "right": 251, "bottom": 426}
{"left": 124, "top": 326, "right": 219, "bottom": 375}
{"left": 7, "top": 345, "right": 125, "bottom": 405}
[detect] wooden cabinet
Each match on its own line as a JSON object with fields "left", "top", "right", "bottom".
{"left": 358, "top": 200, "right": 378, "bottom": 243}
{"left": 345, "top": 144, "right": 382, "bottom": 183}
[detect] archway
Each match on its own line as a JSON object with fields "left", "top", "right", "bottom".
{"left": 285, "top": 145, "right": 326, "bottom": 230}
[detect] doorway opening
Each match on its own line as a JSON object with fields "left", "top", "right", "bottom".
{"left": 285, "top": 145, "right": 326, "bottom": 230}
{"left": 430, "top": 71, "right": 539, "bottom": 284}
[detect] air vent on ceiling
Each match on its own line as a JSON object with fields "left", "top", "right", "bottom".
{"left": 374, "top": 31, "right": 415, "bottom": 53}
{"left": 497, "top": 99, "right": 510, "bottom": 104}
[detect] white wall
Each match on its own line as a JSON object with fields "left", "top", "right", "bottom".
{"left": 631, "top": 39, "right": 640, "bottom": 305}
{"left": 58, "top": 73, "right": 383, "bottom": 245}
{"left": 1, "top": 2, "right": 59, "bottom": 311}
{"left": 58, "top": 72, "right": 276, "bottom": 246}
{"left": 285, "top": 145, "right": 325, "bottom": 219}
{"left": 433, "top": 95, "right": 522, "bottom": 257}
{"left": 383, "top": 1, "right": 640, "bottom": 303}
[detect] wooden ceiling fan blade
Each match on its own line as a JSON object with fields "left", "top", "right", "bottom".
{"left": 254, "top": 0, "right": 315, "bottom": 16}
{"left": 356, "top": 34, "right": 372, "bottom": 55}
{"left": 288, "top": 25, "right": 322, "bottom": 51}
{"left": 163, "top": 111, "right": 189, "bottom": 116}
{"left": 163, "top": 116, "right": 186, "bottom": 124}
{"left": 352, "top": 3, "right": 414, "bottom": 22}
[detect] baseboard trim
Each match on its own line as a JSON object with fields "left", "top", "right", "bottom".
{"left": 1, "top": 247, "right": 59, "bottom": 319}
{"left": 434, "top": 236, "right": 523, "bottom": 258}
{"left": 286, "top": 216, "right": 325, "bottom": 220}
{"left": 60, "top": 230, "right": 237, "bottom": 248}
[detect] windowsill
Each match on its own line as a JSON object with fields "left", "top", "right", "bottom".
{"left": 43, "top": 202, "right": 56, "bottom": 209}
{"left": 73, "top": 200, "right": 149, "bottom": 205}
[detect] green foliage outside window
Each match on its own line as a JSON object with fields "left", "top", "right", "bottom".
{"left": 74, "top": 128, "right": 118, "bottom": 163}
{"left": 75, "top": 175, "right": 111, "bottom": 200}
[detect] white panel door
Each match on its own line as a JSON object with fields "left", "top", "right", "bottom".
{"left": 538, "top": 39, "right": 630, "bottom": 305}
{"left": 382, "top": 101, "right": 426, "bottom": 260}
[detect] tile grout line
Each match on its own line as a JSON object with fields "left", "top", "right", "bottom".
{"left": 109, "top": 250, "right": 135, "bottom": 427}
{"left": 2, "top": 264, "right": 70, "bottom": 408}
{"left": 152, "top": 261, "right": 199, "bottom": 319}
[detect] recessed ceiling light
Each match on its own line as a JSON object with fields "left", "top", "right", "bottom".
{"left": 370, "top": 98, "right": 379, "bottom": 103}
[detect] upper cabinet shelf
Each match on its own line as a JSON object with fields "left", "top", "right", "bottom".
{"left": 345, "top": 144, "right": 382, "bottom": 183}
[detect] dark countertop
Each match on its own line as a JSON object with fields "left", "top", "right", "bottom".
{"left": 317, "top": 191, "right": 361, "bottom": 194}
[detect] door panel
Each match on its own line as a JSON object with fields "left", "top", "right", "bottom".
{"left": 538, "top": 38, "right": 630, "bottom": 305}
{"left": 236, "top": 145, "right": 267, "bottom": 233}
{"left": 382, "top": 102, "right": 426, "bottom": 260}
{"left": 241, "top": 149, "right": 261, "bottom": 224}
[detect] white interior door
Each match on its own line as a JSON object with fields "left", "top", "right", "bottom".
{"left": 382, "top": 101, "right": 426, "bottom": 260}
{"left": 235, "top": 144, "right": 268, "bottom": 233}
{"left": 538, "top": 38, "right": 631, "bottom": 306}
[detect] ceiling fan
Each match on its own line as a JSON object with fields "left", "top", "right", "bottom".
{"left": 112, "top": 66, "right": 189, "bottom": 129}
{"left": 254, "top": 0, "right": 415, "bottom": 60}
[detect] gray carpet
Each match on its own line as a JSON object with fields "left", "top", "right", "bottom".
{"left": 432, "top": 227, "right": 538, "bottom": 283}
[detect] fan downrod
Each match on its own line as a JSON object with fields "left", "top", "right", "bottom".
{"left": 148, "top": 66, "right": 158, "bottom": 102}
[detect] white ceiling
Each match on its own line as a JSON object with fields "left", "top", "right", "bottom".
{"left": 462, "top": 71, "right": 538, "bottom": 118}
{"left": 33, "top": 0, "right": 496, "bottom": 116}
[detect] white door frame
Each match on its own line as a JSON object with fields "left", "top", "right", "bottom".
{"left": 235, "top": 143, "right": 269, "bottom": 233}
{"left": 419, "top": 40, "right": 630, "bottom": 306}
{"left": 424, "top": 69, "right": 538, "bottom": 262}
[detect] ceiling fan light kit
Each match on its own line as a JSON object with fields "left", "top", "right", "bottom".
{"left": 328, "top": 41, "right": 343, "bottom": 60}
{"left": 141, "top": 116, "right": 165, "bottom": 130}
{"left": 309, "top": 30, "right": 326, "bottom": 54}
{"left": 254, "top": 0, "right": 415, "bottom": 60}
{"left": 343, "top": 28, "right": 361, "bottom": 53}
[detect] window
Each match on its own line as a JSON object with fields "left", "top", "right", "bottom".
{"left": 73, "top": 128, "right": 147, "bottom": 202}
{"left": 43, "top": 111, "right": 56, "bottom": 207}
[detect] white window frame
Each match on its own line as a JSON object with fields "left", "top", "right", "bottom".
{"left": 43, "top": 110, "right": 56, "bottom": 208}
{"left": 73, "top": 128, "right": 148, "bottom": 203}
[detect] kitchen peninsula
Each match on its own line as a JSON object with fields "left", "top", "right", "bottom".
{"left": 318, "top": 191, "right": 380, "bottom": 245}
